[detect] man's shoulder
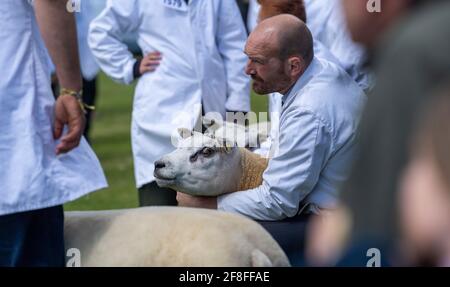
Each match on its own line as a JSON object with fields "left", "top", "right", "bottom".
{"left": 293, "top": 58, "right": 365, "bottom": 108}
{"left": 283, "top": 59, "right": 366, "bottom": 136}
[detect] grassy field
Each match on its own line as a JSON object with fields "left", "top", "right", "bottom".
{"left": 64, "top": 73, "right": 268, "bottom": 211}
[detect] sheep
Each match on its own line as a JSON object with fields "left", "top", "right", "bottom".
{"left": 154, "top": 125, "right": 269, "bottom": 196}
{"left": 64, "top": 206, "right": 290, "bottom": 267}
{"left": 63, "top": 122, "right": 290, "bottom": 267}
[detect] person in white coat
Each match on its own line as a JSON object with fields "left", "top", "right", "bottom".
{"left": 254, "top": 0, "right": 349, "bottom": 158}
{"left": 88, "top": 0, "right": 250, "bottom": 206}
{"left": 0, "top": 0, "right": 107, "bottom": 266}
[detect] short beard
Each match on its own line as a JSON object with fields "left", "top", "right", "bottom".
{"left": 274, "top": 73, "right": 292, "bottom": 95}
{"left": 253, "top": 67, "right": 292, "bottom": 95}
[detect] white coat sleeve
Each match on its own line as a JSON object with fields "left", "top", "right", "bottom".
{"left": 217, "top": 109, "right": 334, "bottom": 221}
{"left": 247, "top": 0, "right": 260, "bottom": 33}
{"left": 88, "top": 0, "right": 140, "bottom": 85}
{"left": 216, "top": 0, "right": 251, "bottom": 112}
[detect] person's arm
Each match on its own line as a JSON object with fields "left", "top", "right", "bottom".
{"left": 34, "top": 0, "right": 84, "bottom": 155}
{"left": 88, "top": 0, "right": 140, "bottom": 85}
{"left": 218, "top": 109, "right": 334, "bottom": 220}
{"left": 35, "top": 0, "right": 81, "bottom": 91}
{"left": 216, "top": 0, "right": 251, "bottom": 113}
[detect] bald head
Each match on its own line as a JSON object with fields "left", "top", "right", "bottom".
{"left": 251, "top": 14, "right": 314, "bottom": 66}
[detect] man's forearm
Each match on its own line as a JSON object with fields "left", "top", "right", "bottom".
{"left": 34, "top": 0, "right": 82, "bottom": 91}
{"left": 218, "top": 185, "right": 292, "bottom": 221}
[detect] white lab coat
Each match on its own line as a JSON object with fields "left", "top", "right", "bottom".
{"left": 247, "top": 0, "right": 260, "bottom": 33}
{"left": 0, "top": 0, "right": 107, "bottom": 216}
{"left": 254, "top": 42, "right": 342, "bottom": 158}
{"left": 89, "top": 0, "right": 251, "bottom": 187}
{"left": 219, "top": 57, "right": 367, "bottom": 220}
{"left": 76, "top": 0, "right": 106, "bottom": 80}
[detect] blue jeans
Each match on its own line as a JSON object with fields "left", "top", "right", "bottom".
{"left": 0, "top": 205, "right": 65, "bottom": 267}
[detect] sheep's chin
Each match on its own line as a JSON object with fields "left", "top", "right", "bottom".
{"left": 154, "top": 178, "right": 176, "bottom": 188}
{"left": 176, "top": 188, "right": 224, "bottom": 197}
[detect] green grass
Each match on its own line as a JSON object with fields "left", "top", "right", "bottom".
{"left": 64, "top": 73, "right": 268, "bottom": 211}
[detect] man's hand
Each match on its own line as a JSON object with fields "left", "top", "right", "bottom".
{"left": 53, "top": 95, "right": 85, "bottom": 155}
{"left": 140, "top": 51, "right": 162, "bottom": 75}
{"left": 34, "top": 0, "right": 84, "bottom": 155}
{"left": 176, "top": 192, "right": 218, "bottom": 209}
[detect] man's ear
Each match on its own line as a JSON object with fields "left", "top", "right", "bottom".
{"left": 287, "top": 56, "right": 304, "bottom": 77}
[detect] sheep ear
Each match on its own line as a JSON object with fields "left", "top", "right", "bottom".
{"left": 178, "top": 128, "right": 193, "bottom": 139}
{"left": 203, "top": 117, "right": 215, "bottom": 129}
{"left": 203, "top": 118, "right": 215, "bottom": 138}
{"left": 203, "top": 113, "right": 223, "bottom": 135}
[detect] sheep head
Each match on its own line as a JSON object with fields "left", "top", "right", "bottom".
{"left": 154, "top": 128, "right": 243, "bottom": 196}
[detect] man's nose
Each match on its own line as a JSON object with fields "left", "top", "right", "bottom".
{"left": 245, "top": 60, "right": 255, "bottom": 76}
{"left": 154, "top": 160, "right": 166, "bottom": 170}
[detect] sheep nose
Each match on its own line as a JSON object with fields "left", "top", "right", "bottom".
{"left": 154, "top": 160, "right": 166, "bottom": 170}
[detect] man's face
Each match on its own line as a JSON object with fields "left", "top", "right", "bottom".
{"left": 244, "top": 34, "right": 291, "bottom": 95}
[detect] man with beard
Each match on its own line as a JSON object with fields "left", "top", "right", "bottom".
{"left": 177, "top": 14, "right": 366, "bottom": 261}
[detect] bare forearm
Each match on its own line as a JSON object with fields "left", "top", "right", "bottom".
{"left": 34, "top": 0, "right": 82, "bottom": 91}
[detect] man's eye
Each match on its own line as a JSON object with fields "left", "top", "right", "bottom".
{"left": 201, "top": 147, "right": 215, "bottom": 157}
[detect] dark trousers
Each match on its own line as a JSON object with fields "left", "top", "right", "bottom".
{"left": 257, "top": 214, "right": 313, "bottom": 266}
{"left": 138, "top": 181, "right": 178, "bottom": 206}
{"left": 82, "top": 77, "right": 97, "bottom": 142}
{"left": 0, "top": 205, "right": 65, "bottom": 267}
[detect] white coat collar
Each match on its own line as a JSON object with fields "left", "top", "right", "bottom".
{"left": 281, "top": 57, "right": 319, "bottom": 107}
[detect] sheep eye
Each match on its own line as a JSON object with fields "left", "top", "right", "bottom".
{"left": 201, "top": 147, "right": 215, "bottom": 157}
{"left": 189, "top": 153, "right": 198, "bottom": 163}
